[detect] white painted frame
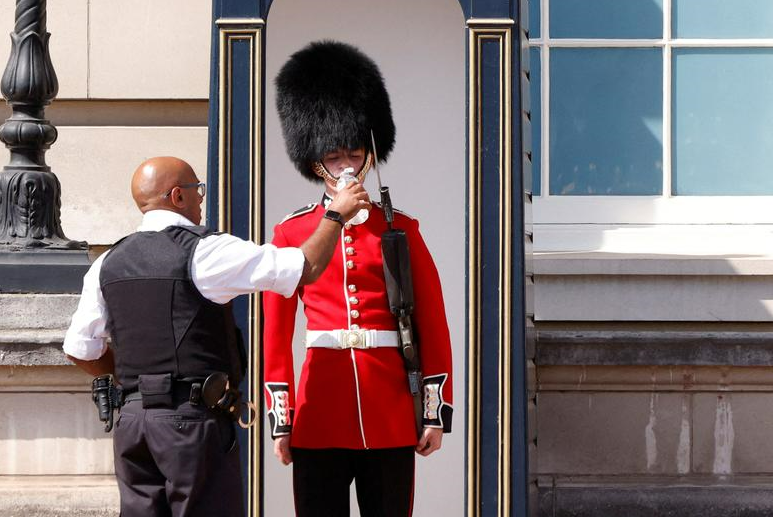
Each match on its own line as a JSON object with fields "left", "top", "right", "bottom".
{"left": 529, "top": 0, "right": 773, "bottom": 232}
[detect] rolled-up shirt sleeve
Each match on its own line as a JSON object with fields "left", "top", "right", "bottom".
{"left": 63, "top": 253, "right": 110, "bottom": 361}
{"left": 193, "top": 233, "right": 305, "bottom": 304}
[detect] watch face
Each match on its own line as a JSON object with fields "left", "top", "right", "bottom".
{"left": 324, "top": 210, "right": 343, "bottom": 224}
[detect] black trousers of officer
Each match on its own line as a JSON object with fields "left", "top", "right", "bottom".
{"left": 292, "top": 447, "right": 415, "bottom": 517}
{"left": 113, "top": 400, "right": 244, "bottom": 517}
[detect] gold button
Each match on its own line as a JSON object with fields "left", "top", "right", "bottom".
{"left": 348, "top": 284, "right": 357, "bottom": 293}
{"left": 345, "top": 247, "right": 355, "bottom": 255}
{"left": 346, "top": 260, "right": 354, "bottom": 269}
{"left": 344, "top": 223, "right": 352, "bottom": 230}
{"left": 350, "top": 310, "right": 360, "bottom": 319}
{"left": 346, "top": 332, "right": 361, "bottom": 347}
{"left": 349, "top": 296, "right": 359, "bottom": 304}
{"left": 344, "top": 236, "right": 353, "bottom": 244}
{"left": 350, "top": 324, "right": 360, "bottom": 330}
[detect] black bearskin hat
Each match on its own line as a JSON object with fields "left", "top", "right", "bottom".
{"left": 275, "top": 40, "right": 396, "bottom": 182}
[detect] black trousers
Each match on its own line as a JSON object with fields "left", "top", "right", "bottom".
{"left": 113, "top": 400, "right": 244, "bottom": 517}
{"left": 292, "top": 447, "right": 415, "bottom": 517}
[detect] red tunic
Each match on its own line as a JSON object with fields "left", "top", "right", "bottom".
{"left": 262, "top": 202, "right": 453, "bottom": 449}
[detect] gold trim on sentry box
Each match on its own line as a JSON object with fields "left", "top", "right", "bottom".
{"left": 466, "top": 18, "right": 515, "bottom": 517}
{"left": 217, "top": 18, "right": 265, "bottom": 517}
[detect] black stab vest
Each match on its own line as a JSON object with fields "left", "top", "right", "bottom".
{"left": 99, "top": 225, "right": 245, "bottom": 392}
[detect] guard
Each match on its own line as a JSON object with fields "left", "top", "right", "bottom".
{"left": 264, "top": 41, "right": 454, "bottom": 516}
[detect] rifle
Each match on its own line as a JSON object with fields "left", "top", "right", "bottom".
{"left": 371, "top": 131, "right": 423, "bottom": 438}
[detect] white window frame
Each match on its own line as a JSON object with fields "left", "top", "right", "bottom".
{"left": 530, "top": 0, "right": 773, "bottom": 234}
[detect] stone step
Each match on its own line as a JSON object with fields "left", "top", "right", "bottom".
{"left": 0, "top": 475, "right": 118, "bottom": 517}
{"left": 540, "top": 477, "right": 773, "bottom": 517}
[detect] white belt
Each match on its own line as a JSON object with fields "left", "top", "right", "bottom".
{"left": 305, "top": 329, "right": 400, "bottom": 349}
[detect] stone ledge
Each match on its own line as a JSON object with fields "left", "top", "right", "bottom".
{"left": 0, "top": 475, "right": 118, "bottom": 517}
{"left": 0, "top": 365, "right": 91, "bottom": 391}
{"left": 0, "top": 342, "right": 70, "bottom": 367}
{"left": 535, "top": 252, "right": 773, "bottom": 277}
{"left": 0, "top": 294, "right": 79, "bottom": 330}
{"left": 538, "top": 330, "right": 773, "bottom": 366}
{"left": 0, "top": 253, "right": 90, "bottom": 294}
{"left": 539, "top": 477, "right": 773, "bottom": 517}
{"left": 538, "top": 365, "right": 773, "bottom": 392}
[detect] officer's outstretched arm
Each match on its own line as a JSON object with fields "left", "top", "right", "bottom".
{"left": 298, "top": 182, "right": 370, "bottom": 285}
{"left": 66, "top": 347, "right": 115, "bottom": 377}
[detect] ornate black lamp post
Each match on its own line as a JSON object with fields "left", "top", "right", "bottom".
{"left": 0, "top": 0, "right": 88, "bottom": 292}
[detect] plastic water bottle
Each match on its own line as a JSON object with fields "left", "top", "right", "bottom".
{"left": 335, "top": 167, "right": 369, "bottom": 225}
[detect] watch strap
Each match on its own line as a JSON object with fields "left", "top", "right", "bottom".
{"left": 323, "top": 209, "right": 344, "bottom": 226}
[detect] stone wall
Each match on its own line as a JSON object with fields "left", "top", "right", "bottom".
{"left": 535, "top": 254, "right": 773, "bottom": 516}
{"left": 0, "top": 2, "right": 209, "bottom": 513}
{"left": 0, "top": 294, "right": 118, "bottom": 515}
{"left": 0, "top": 1, "right": 211, "bottom": 245}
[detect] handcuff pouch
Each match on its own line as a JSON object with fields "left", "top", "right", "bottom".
{"left": 138, "top": 373, "right": 173, "bottom": 408}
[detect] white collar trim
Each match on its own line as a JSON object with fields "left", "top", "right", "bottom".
{"left": 137, "top": 210, "right": 196, "bottom": 232}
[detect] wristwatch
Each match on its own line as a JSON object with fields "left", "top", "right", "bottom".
{"left": 323, "top": 209, "right": 344, "bottom": 226}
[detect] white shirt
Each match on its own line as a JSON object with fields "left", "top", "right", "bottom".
{"left": 63, "top": 210, "right": 305, "bottom": 361}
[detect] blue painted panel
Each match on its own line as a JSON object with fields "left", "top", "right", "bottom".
{"left": 674, "top": 0, "right": 773, "bottom": 38}
{"left": 230, "top": 39, "right": 253, "bottom": 240}
{"left": 529, "top": 0, "right": 540, "bottom": 38}
{"left": 530, "top": 48, "right": 541, "bottom": 196}
{"left": 673, "top": 49, "right": 773, "bottom": 195}
{"left": 551, "top": 0, "right": 663, "bottom": 39}
{"left": 218, "top": 0, "right": 260, "bottom": 18}
{"left": 479, "top": 37, "right": 502, "bottom": 512}
{"left": 550, "top": 48, "right": 663, "bottom": 195}
{"left": 222, "top": 35, "right": 257, "bottom": 507}
{"left": 467, "top": 0, "right": 512, "bottom": 20}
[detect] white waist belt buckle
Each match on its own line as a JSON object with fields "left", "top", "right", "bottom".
{"left": 305, "top": 329, "right": 399, "bottom": 349}
{"left": 341, "top": 329, "right": 368, "bottom": 349}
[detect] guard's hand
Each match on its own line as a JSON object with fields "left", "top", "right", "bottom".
{"left": 328, "top": 181, "right": 370, "bottom": 221}
{"left": 416, "top": 427, "right": 443, "bottom": 457}
{"left": 274, "top": 435, "right": 292, "bottom": 465}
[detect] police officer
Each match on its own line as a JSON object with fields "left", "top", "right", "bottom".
{"left": 63, "top": 156, "right": 369, "bottom": 517}
{"left": 264, "top": 41, "right": 454, "bottom": 516}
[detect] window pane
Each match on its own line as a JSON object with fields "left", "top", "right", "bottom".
{"left": 673, "top": 49, "right": 773, "bottom": 195}
{"left": 530, "top": 48, "right": 541, "bottom": 195}
{"left": 551, "top": 0, "right": 663, "bottom": 39}
{"left": 550, "top": 48, "right": 663, "bottom": 195}
{"left": 529, "top": 0, "right": 540, "bottom": 39}
{"left": 674, "top": 0, "right": 773, "bottom": 39}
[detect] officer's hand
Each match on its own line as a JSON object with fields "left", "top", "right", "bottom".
{"left": 328, "top": 181, "right": 370, "bottom": 221}
{"left": 274, "top": 436, "right": 292, "bottom": 465}
{"left": 416, "top": 427, "right": 443, "bottom": 457}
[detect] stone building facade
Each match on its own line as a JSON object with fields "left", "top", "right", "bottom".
{"left": 3, "top": 1, "right": 773, "bottom": 516}
{"left": 0, "top": 2, "right": 210, "bottom": 515}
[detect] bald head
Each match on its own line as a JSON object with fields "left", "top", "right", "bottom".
{"left": 131, "top": 156, "right": 203, "bottom": 224}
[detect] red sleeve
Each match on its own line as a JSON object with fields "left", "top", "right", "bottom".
{"left": 262, "top": 223, "right": 299, "bottom": 438}
{"left": 405, "top": 218, "right": 454, "bottom": 432}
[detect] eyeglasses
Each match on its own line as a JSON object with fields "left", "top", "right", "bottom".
{"left": 161, "top": 182, "right": 206, "bottom": 199}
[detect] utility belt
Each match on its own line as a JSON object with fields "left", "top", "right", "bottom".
{"left": 92, "top": 372, "right": 256, "bottom": 432}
